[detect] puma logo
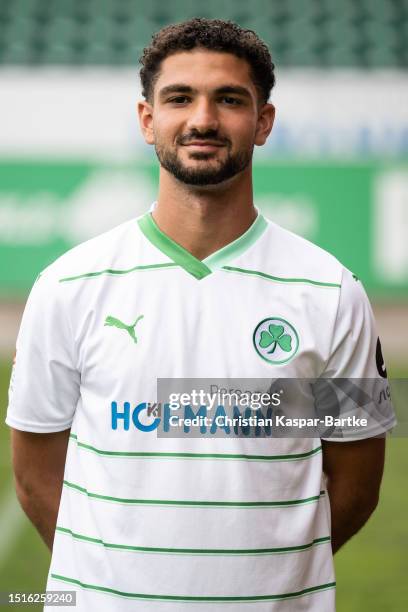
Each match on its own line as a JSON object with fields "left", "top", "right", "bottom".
{"left": 104, "top": 314, "right": 144, "bottom": 344}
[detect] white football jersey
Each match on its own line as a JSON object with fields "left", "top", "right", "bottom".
{"left": 6, "top": 209, "right": 396, "bottom": 611}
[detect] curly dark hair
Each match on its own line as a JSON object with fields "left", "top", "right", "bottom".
{"left": 139, "top": 18, "right": 275, "bottom": 104}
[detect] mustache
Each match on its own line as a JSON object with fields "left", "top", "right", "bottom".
{"left": 177, "top": 130, "right": 230, "bottom": 146}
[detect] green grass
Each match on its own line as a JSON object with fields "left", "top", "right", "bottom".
{"left": 0, "top": 359, "right": 407, "bottom": 610}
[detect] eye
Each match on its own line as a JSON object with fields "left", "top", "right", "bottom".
{"left": 220, "top": 96, "right": 243, "bottom": 105}
{"left": 168, "top": 96, "right": 190, "bottom": 104}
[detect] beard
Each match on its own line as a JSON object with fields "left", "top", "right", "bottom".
{"left": 155, "top": 133, "right": 253, "bottom": 186}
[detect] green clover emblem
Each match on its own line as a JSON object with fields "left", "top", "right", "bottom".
{"left": 259, "top": 324, "right": 292, "bottom": 354}
{"left": 253, "top": 317, "right": 299, "bottom": 365}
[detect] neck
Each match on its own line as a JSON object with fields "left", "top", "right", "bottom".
{"left": 152, "top": 166, "right": 257, "bottom": 260}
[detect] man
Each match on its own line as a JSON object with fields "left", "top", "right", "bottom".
{"left": 6, "top": 18, "right": 395, "bottom": 611}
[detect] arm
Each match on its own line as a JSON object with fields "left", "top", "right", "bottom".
{"left": 11, "top": 428, "right": 71, "bottom": 552}
{"left": 322, "top": 436, "right": 385, "bottom": 554}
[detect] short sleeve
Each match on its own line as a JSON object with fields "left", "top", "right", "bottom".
{"left": 5, "top": 271, "right": 80, "bottom": 433}
{"left": 317, "top": 268, "right": 397, "bottom": 440}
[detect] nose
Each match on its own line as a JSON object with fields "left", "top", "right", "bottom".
{"left": 186, "top": 97, "right": 219, "bottom": 134}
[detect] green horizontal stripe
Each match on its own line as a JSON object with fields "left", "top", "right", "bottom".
{"left": 59, "top": 262, "right": 177, "bottom": 283}
{"left": 56, "top": 526, "right": 331, "bottom": 556}
{"left": 63, "top": 479, "right": 325, "bottom": 508}
{"left": 69, "top": 434, "right": 322, "bottom": 462}
{"left": 51, "top": 574, "right": 336, "bottom": 603}
{"left": 221, "top": 265, "right": 341, "bottom": 288}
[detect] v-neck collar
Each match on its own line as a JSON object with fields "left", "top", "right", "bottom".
{"left": 137, "top": 209, "right": 267, "bottom": 280}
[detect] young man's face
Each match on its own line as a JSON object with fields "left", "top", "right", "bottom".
{"left": 138, "top": 49, "right": 275, "bottom": 186}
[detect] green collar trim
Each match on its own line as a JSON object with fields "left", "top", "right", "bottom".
{"left": 137, "top": 213, "right": 212, "bottom": 279}
{"left": 137, "top": 211, "right": 267, "bottom": 280}
{"left": 203, "top": 213, "right": 267, "bottom": 270}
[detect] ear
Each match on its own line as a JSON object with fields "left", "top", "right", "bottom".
{"left": 137, "top": 100, "right": 155, "bottom": 145}
{"left": 254, "top": 103, "right": 275, "bottom": 147}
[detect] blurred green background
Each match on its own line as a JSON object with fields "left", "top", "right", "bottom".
{"left": 0, "top": 0, "right": 407, "bottom": 610}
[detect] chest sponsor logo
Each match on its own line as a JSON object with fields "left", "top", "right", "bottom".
{"left": 104, "top": 314, "right": 144, "bottom": 344}
{"left": 253, "top": 317, "right": 299, "bottom": 365}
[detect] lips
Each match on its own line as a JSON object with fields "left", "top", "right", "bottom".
{"left": 183, "top": 141, "right": 225, "bottom": 146}
{"left": 181, "top": 141, "right": 226, "bottom": 153}
{"left": 181, "top": 140, "right": 225, "bottom": 148}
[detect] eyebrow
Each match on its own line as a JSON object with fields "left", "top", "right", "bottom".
{"left": 158, "top": 84, "right": 252, "bottom": 99}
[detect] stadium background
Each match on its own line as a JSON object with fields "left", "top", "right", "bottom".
{"left": 0, "top": 0, "right": 406, "bottom": 609}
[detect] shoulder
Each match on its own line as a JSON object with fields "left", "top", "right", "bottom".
{"left": 261, "top": 219, "right": 371, "bottom": 308}
{"left": 264, "top": 218, "right": 344, "bottom": 281}
{"left": 35, "top": 218, "right": 143, "bottom": 286}
{"left": 246, "top": 217, "right": 346, "bottom": 288}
